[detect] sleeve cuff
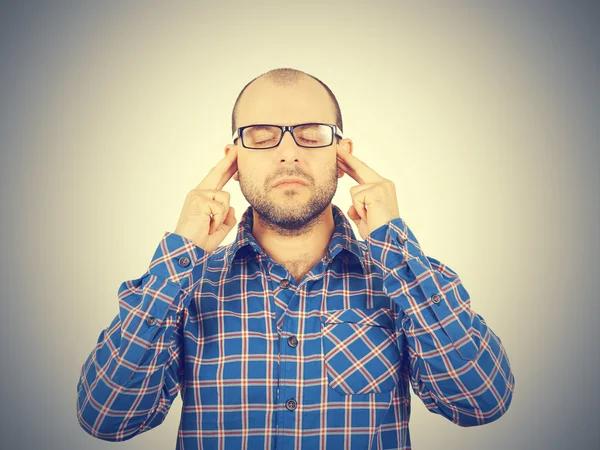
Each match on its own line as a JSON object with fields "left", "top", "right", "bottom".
{"left": 147, "top": 231, "right": 208, "bottom": 291}
{"left": 366, "top": 217, "right": 426, "bottom": 273}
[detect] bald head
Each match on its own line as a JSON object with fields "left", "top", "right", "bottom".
{"left": 231, "top": 68, "right": 343, "bottom": 139}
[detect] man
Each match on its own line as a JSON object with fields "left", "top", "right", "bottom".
{"left": 76, "top": 68, "right": 514, "bottom": 449}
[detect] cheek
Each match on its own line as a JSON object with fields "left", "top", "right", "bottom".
{"left": 238, "top": 161, "right": 263, "bottom": 184}
{"left": 314, "top": 157, "right": 337, "bottom": 174}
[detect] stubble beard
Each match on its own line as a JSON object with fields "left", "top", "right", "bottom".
{"left": 239, "top": 165, "right": 338, "bottom": 237}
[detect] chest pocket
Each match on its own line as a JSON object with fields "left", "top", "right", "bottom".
{"left": 321, "top": 307, "right": 402, "bottom": 395}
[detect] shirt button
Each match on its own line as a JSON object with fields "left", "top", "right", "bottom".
{"left": 280, "top": 279, "right": 290, "bottom": 288}
{"left": 287, "top": 336, "right": 298, "bottom": 348}
{"left": 431, "top": 294, "right": 441, "bottom": 304}
{"left": 178, "top": 256, "right": 190, "bottom": 267}
{"left": 285, "top": 398, "right": 297, "bottom": 411}
{"left": 146, "top": 316, "right": 156, "bottom": 325}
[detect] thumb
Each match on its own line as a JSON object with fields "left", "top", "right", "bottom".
{"left": 222, "top": 206, "right": 237, "bottom": 229}
{"left": 347, "top": 205, "right": 361, "bottom": 224}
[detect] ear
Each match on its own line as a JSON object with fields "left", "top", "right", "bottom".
{"left": 224, "top": 144, "right": 239, "bottom": 182}
{"left": 337, "top": 138, "right": 353, "bottom": 179}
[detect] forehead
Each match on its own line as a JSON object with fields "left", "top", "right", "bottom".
{"left": 236, "top": 77, "right": 336, "bottom": 128}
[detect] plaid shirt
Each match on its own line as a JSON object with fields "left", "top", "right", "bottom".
{"left": 77, "top": 203, "right": 514, "bottom": 449}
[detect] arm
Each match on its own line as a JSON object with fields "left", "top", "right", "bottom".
{"left": 76, "top": 232, "right": 207, "bottom": 441}
{"left": 366, "top": 218, "right": 515, "bottom": 427}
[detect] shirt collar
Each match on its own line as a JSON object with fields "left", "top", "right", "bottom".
{"left": 224, "top": 203, "right": 366, "bottom": 274}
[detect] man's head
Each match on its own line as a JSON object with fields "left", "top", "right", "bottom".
{"left": 225, "top": 68, "right": 353, "bottom": 233}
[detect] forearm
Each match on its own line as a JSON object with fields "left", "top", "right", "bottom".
{"left": 400, "top": 301, "right": 514, "bottom": 426}
{"left": 76, "top": 232, "right": 207, "bottom": 440}
{"left": 367, "top": 218, "right": 515, "bottom": 426}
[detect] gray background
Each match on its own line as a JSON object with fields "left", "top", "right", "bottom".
{"left": 1, "top": 1, "right": 598, "bottom": 449}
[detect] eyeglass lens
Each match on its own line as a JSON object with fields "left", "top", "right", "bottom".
{"left": 242, "top": 124, "right": 332, "bottom": 148}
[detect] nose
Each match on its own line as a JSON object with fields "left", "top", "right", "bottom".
{"left": 277, "top": 129, "right": 301, "bottom": 161}
{"left": 280, "top": 129, "right": 296, "bottom": 146}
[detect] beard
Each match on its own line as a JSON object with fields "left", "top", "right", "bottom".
{"left": 238, "top": 163, "right": 338, "bottom": 236}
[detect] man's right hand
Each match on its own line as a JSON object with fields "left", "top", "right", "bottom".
{"left": 174, "top": 147, "right": 239, "bottom": 254}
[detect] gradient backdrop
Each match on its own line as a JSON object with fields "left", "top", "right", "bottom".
{"left": 1, "top": 1, "right": 598, "bottom": 449}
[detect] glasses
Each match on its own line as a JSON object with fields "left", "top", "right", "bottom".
{"left": 232, "top": 123, "right": 343, "bottom": 149}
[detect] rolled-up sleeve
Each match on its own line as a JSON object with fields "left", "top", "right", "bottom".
{"left": 366, "top": 218, "right": 515, "bottom": 426}
{"left": 76, "top": 232, "right": 207, "bottom": 441}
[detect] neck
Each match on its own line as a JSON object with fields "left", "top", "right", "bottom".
{"left": 251, "top": 204, "right": 335, "bottom": 266}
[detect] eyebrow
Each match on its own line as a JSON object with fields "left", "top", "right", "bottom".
{"left": 247, "top": 125, "right": 274, "bottom": 131}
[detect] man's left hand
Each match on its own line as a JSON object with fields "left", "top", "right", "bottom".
{"left": 337, "top": 146, "right": 400, "bottom": 240}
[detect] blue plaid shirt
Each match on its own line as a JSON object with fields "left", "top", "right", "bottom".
{"left": 77, "top": 203, "right": 514, "bottom": 449}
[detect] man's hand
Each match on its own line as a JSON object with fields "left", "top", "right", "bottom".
{"left": 337, "top": 146, "right": 400, "bottom": 240}
{"left": 174, "top": 147, "right": 239, "bottom": 254}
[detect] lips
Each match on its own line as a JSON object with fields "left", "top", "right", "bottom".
{"left": 272, "top": 177, "right": 307, "bottom": 187}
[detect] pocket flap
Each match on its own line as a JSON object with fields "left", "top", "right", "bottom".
{"left": 322, "top": 307, "right": 394, "bottom": 330}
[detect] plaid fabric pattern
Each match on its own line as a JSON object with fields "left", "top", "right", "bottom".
{"left": 77, "top": 203, "right": 515, "bottom": 449}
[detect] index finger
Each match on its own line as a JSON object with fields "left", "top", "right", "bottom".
{"left": 197, "top": 146, "right": 238, "bottom": 191}
{"left": 336, "top": 146, "right": 383, "bottom": 184}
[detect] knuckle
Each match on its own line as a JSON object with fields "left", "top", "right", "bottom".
{"left": 186, "top": 194, "right": 204, "bottom": 205}
{"left": 185, "top": 191, "right": 200, "bottom": 203}
{"left": 214, "top": 189, "right": 230, "bottom": 199}
{"left": 187, "top": 189, "right": 206, "bottom": 200}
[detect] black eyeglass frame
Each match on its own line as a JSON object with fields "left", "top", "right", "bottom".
{"left": 232, "top": 123, "right": 344, "bottom": 149}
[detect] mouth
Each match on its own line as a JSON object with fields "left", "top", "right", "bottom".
{"left": 272, "top": 177, "right": 308, "bottom": 188}
{"left": 273, "top": 181, "right": 307, "bottom": 189}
